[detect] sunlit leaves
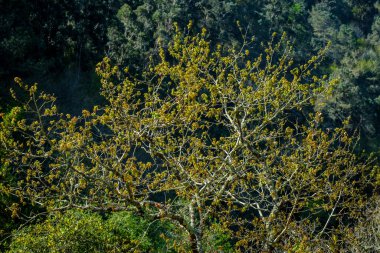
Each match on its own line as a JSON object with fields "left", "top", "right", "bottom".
{"left": 0, "top": 27, "right": 376, "bottom": 252}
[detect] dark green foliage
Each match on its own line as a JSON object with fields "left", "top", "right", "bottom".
{"left": 106, "top": 0, "right": 246, "bottom": 70}
{"left": 0, "top": 0, "right": 121, "bottom": 112}
{"left": 317, "top": 11, "right": 380, "bottom": 150}
{"left": 308, "top": 1, "right": 341, "bottom": 53}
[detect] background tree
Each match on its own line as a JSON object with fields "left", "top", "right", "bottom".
{"left": 317, "top": 4, "right": 380, "bottom": 150}
{"left": 0, "top": 0, "right": 121, "bottom": 113}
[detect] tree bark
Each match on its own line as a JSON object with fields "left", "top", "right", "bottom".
{"left": 189, "top": 201, "right": 203, "bottom": 253}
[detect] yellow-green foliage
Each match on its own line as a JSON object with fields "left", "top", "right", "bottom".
{"left": 0, "top": 27, "right": 377, "bottom": 252}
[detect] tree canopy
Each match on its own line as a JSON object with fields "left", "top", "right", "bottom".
{"left": 1, "top": 28, "right": 377, "bottom": 252}
{"left": 1, "top": 1, "right": 380, "bottom": 149}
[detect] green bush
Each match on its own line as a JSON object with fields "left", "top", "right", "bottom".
{"left": 8, "top": 210, "right": 170, "bottom": 253}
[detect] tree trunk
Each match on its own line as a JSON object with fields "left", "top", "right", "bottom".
{"left": 190, "top": 233, "right": 200, "bottom": 253}
{"left": 189, "top": 201, "right": 203, "bottom": 253}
